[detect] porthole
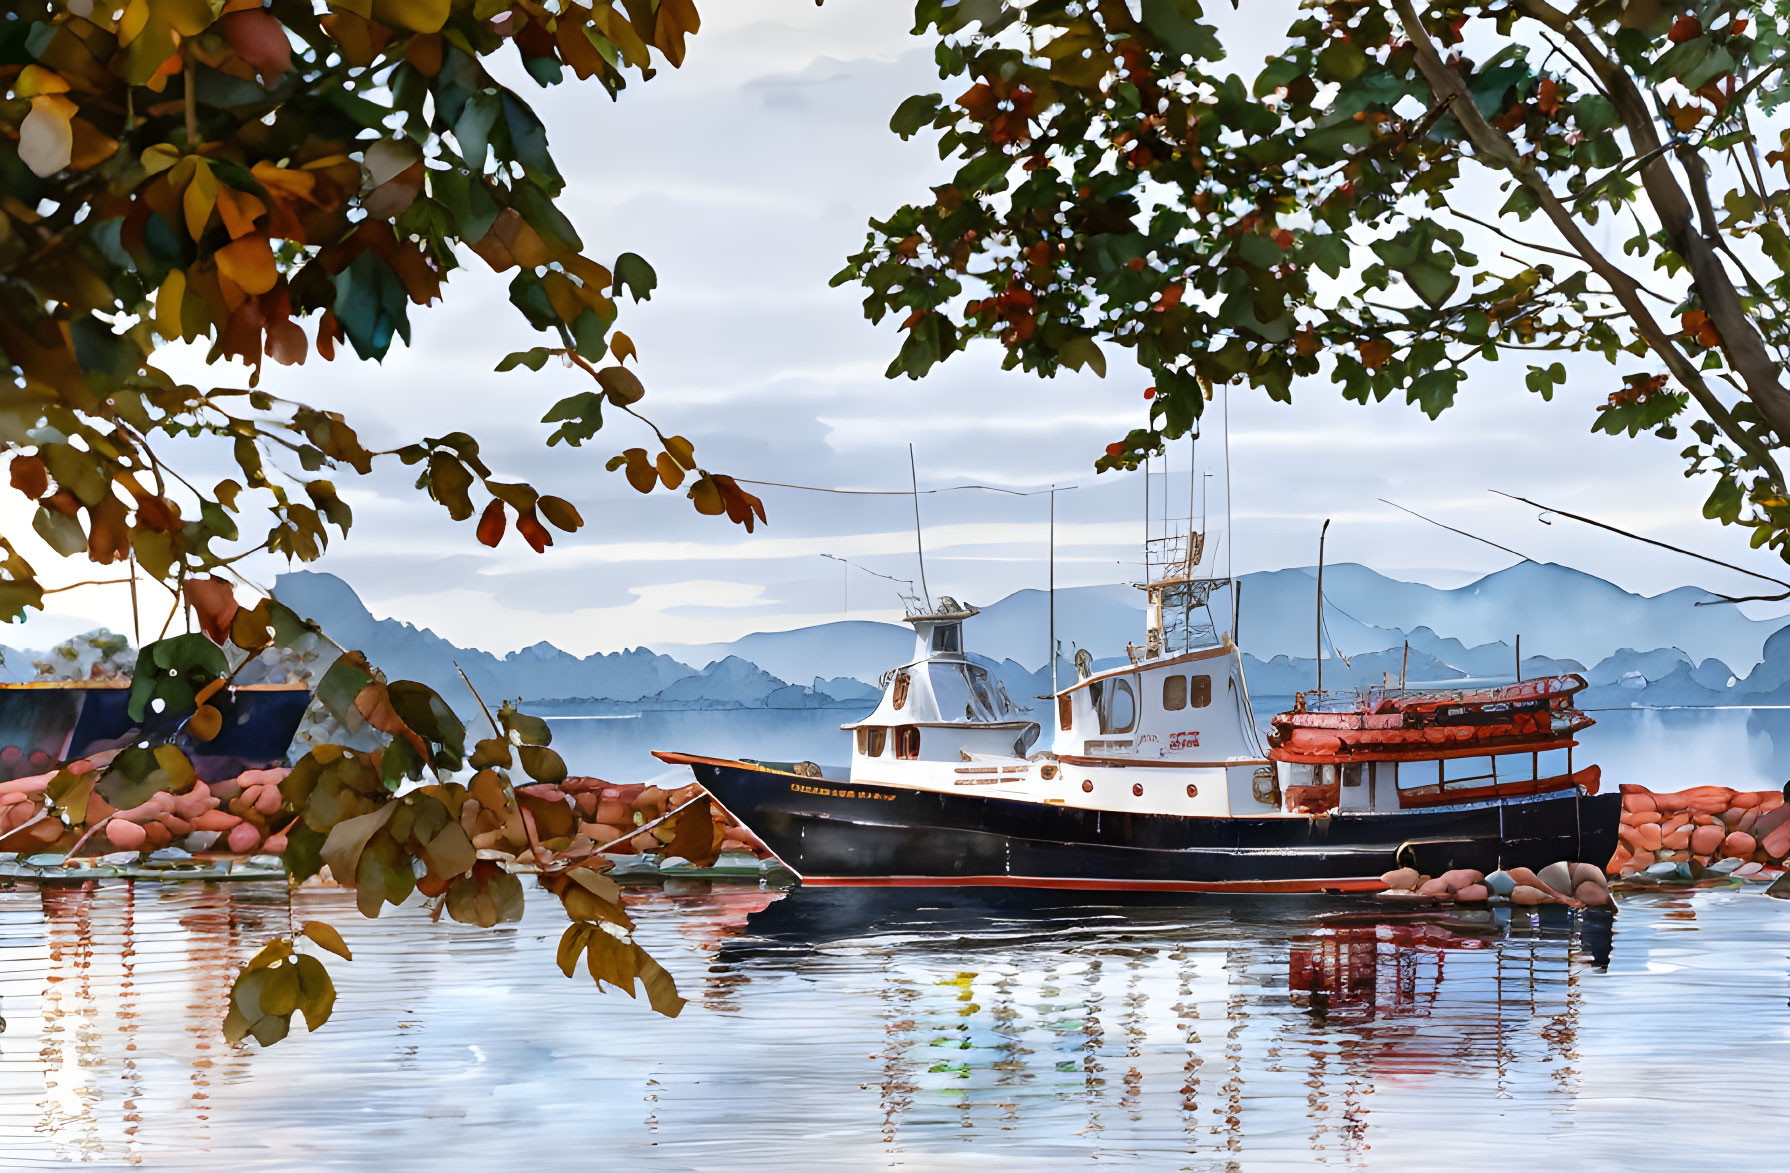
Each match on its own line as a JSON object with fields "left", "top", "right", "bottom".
{"left": 1131, "top": 782, "right": 1143, "bottom": 797}
{"left": 1041, "top": 764, "right": 1058, "bottom": 781}
{"left": 1186, "top": 784, "right": 1198, "bottom": 798}
{"left": 1081, "top": 779, "right": 1094, "bottom": 793}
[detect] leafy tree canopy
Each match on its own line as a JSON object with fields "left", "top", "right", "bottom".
{"left": 0, "top": 0, "right": 763, "bottom": 628}
{"left": 844, "top": 0, "right": 1790, "bottom": 580}
{"left": 1, "top": 0, "right": 755, "bottom": 1044}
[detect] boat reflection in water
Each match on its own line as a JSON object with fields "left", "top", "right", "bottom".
{"left": 2, "top": 880, "right": 1635, "bottom": 1168}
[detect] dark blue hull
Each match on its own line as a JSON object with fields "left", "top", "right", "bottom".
{"left": 659, "top": 753, "right": 1621, "bottom": 892}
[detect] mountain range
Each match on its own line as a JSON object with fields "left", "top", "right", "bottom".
{"left": 7, "top": 563, "right": 1788, "bottom": 715}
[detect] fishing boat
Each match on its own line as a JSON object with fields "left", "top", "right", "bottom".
{"left": 656, "top": 513, "right": 1620, "bottom": 892}
{"left": 0, "top": 679, "right": 311, "bottom": 783}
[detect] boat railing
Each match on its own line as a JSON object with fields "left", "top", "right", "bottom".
{"left": 1295, "top": 675, "right": 1587, "bottom": 715}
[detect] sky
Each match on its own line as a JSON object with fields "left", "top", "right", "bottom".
{"left": 9, "top": 0, "right": 1790, "bottom": 656}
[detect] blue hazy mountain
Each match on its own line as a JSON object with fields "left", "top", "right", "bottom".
{"left": 190, "top": 566, "right": 1787, "bottom": 713}
{"left": 271, "top": 571, "right": 696, "bottom": 704}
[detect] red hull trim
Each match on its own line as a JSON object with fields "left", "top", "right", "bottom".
{"left": 798, "top": 874, "right": 1390, "bottom": 894}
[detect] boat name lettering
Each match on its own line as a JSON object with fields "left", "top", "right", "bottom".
{"left": 790, "top": 782, "right": 896, "bottom": 801}
{"left": 1169, "top": 731, "right": 1201, "bottom": 750}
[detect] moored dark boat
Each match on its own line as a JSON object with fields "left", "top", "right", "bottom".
{"left": 657, "top": 492, "right": 1622, "bottom": 893}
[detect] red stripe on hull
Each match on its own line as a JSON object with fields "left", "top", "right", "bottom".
{"left": 798, "top": 874, "right": 1391, "bottom": 894}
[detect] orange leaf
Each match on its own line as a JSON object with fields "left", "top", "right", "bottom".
{"left": 10, "top": 455, "right": 48, "bottom": 499}
{"left": 216, "top": 187, "right": 267, "bottom": 239}
{"left": 185, "top": 575, "right": 240, "bottom": 644}
{"left": 216, "top": 234, "right": 278, "bottom": 295}
{"left": 517, "top": 509, "right": 552, "bottom": 553}
{"left": 476, "top": 499, "right": 506, "bottom": 547}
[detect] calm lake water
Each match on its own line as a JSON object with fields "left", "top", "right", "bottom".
{"left": 2, "top": 880, "right": 1788, "bottom": 1169}
{"left": 4, "top": 704, "right": 1789, "bottom": 1169}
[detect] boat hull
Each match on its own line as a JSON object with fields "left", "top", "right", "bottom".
{"left": 663, "top": 754, "right": 1622, "bottom": 891}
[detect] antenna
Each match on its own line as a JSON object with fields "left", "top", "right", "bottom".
{"left": 908, "top": 444, "right": 930, "bottom": 609}
{"left": 1049, "top": 485, "right": 1057, "bottom": 697}
{"left": 1143, "top": 453, "right": 1151, "bottom": 584}
{"left": 1223, "top": 383, "right": 1234, "bottom": 588}
{"left": 1315, "top": 517, "right": 1331, "bottom": 693}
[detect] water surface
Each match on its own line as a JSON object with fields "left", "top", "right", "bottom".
{"left": 2, "top": 879, "right": 1786, "bottom": 1170}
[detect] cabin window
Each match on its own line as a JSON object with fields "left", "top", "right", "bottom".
{"left": 891, "top": 672, "right": 910, "bottom": 710}
{"left": 1100, "top": 679, "right": 1137, "bottom": 734}
{"left": 1057, "top": 693, "right": 1073, "bottom": 731}
{"left": 858, "top": 727, "right": 887, "bottom": 757}
{"left": 1441, "top": 755, "right": 1496, "bottom": 786}
{"left": 1163, "top": 675, "right": 1187, "bottom": 711}
{"left": 894, "top": 725, "right": 921, "bottom": 759}
{"left": 1340, "top": 763, "right": 1366, "bottom": 788}
{"left": 932, "top": 624, "right": 960, "bottom": 654}
{"left": 1536, "top": 747, "right": 1571, "bottom": 780}
{"left": 1495, "top": 753, "right": 1535, "bottom": 783}
{"left": 1188, "top": 675, "right": 1212, "bottom": 708}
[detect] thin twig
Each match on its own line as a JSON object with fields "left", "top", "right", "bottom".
{"left": 455, "top": 661, "right": 500, "bottom": 736}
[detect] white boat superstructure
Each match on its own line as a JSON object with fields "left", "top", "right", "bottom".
{"left": 841, "top": 533, "right": 1283, "bottom": 819}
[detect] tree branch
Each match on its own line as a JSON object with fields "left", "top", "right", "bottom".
{"left": 1510, "top": 0, "right": 1790, "bottom": 447}
{"left": 1395, "top": 0, "right": 1785, "bottom": 490}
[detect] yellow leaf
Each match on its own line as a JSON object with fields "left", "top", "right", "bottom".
{"left": 216, "top": 233, "right": 277, "bottom": 294}
{"left": 151, "top": 0, "right": 217, "bottom": 36}
{"left": 610, "top": 330, "right": 637, "bottom": 364}
{"left": 663, "top": 434, "right": 694, "bottom": 468}
{"left": 251, "top": 161, "right": 317, "bottom": 201}
{"left": 141, "top": 142, "right": 182, "bottom": 175}
{"left": 656, "top": 452, "right": 684, "bottom": 490}
{"left": 156, "top": 270, "right": 187, "bottom": 337}
{"left": 182, "top": 157, "right": 219, "bottom": 240}
{"left": 14, "top": 65, "right": 71, "bottom": 97}
{"left": 299, "top": 920, "right": 353, "bottom": 961}
{"left": 689, "top": 475, "right": 724, "bottom": 515}
{"left": 370, "top": 0, "right": 448, "bottom": 33}
{"left": 19, "top": 95, "right": 75, "bottom": 177}
{"left": 215, "top": 187, "right": 267, "bottom": 238}
{"left": 119, "top": 0, "right": 151, "bottom": 44}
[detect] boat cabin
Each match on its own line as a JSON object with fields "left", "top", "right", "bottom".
{"left": 1267, "top": 676, "right": 1600, "bottom": 815}
{"left": 844, "top": 597, "right": 1040, "bottom": 769}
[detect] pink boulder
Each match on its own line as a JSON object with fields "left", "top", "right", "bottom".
{"left": 1453, "top": 883, "right": 1490, "bottom": 903}
{"left": 1510, "top": 885, "right": 1555, "bottom": 906}
{"left": 226, "top": 822, "right": 262, "bottom": 854}
{"left": 1723, "top": 831, "right": 1758, "bottom": 859}
{"left": 1573, "top": 881, "right": 1613, "bottom": 908}
{"left": 106, "top": 820, "right": 147, "bottom": 851}
{"left": 1690, "top": 825, "right": 1725, "bottom": 857}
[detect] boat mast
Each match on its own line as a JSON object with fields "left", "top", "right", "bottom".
{"left": 1316, "top": 518, "right": 1331, "bottom": 694}
{"left": 908, "top": 444, "right": 930, "bottom": 610}
{"left": 1049, "top": 485, "right": 1057, "bottom": 697}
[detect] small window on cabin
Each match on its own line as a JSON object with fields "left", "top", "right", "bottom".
{"left": 1441, "top": 755, "right": 1496, "bottom": 785}
{"left": 1188, "top": 675, "right": 1212, "bottom": 708}
{"left": 894, "top": 725, "right": 921, "bottom": 759}
{"left": 1495, "top": 753, "right": 1536, "bottom": 783}
{"left": 860, "top": 727, "right": 887, "bottom": 757}
{"left": 1163, "top": 675, "right": 1187, "bottom": 712}
{"left": 932, "top": 624, "right": 960, "bottom": 653}
{"left": 1536, "top": 747, "right": 1571, "bottom": 780}
{"left": 1101, "top": 679, "right": 1137, "bottom": 734}
{"left": 891, "top": 672, "right": 910, "bottom": 710}
{"left": 1057, "top": 693, "right": 1073, "bottom": 731}
{"left": 1340, "top": 763, "right": 1366, "bottom": 788}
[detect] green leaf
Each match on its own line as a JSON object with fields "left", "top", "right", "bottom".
{"left": 496, "top": 347, "right": 556, "bottom": 373}
{"left": 543, "top": 391, "right": 604, "bottom": 447}
{"left": 519, "top": 744, "right": 567, "bottom": 785}
{"left": 126, "top": 634, "right": 229, "bottom": 724}
{"left": 32, "top": 507, "right": 86, "bottom": 557}
{"left": 613, "top": 252, "right": 656, "bottom": 302}
{"left": 890, "top": 93, "right": 942, "bottom": 138}
{"left": 1139, "top": 0, "right": 1220, "bottom": 60}
{"left": 96, "top": 745, "right": 196, "bottom": 810}
{"left": 1315, "top": 38, "right": 1368, "bottom": 83}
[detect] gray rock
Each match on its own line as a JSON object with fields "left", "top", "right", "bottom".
{"left": 1707, "top": 857, "right": 1744, "bottom": 874}
{"left": 1485, "top": 869, "right": 1517, "bottom": 896}
{"left": 1643, "top": 862, "right": 1679, "bottom": 879}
